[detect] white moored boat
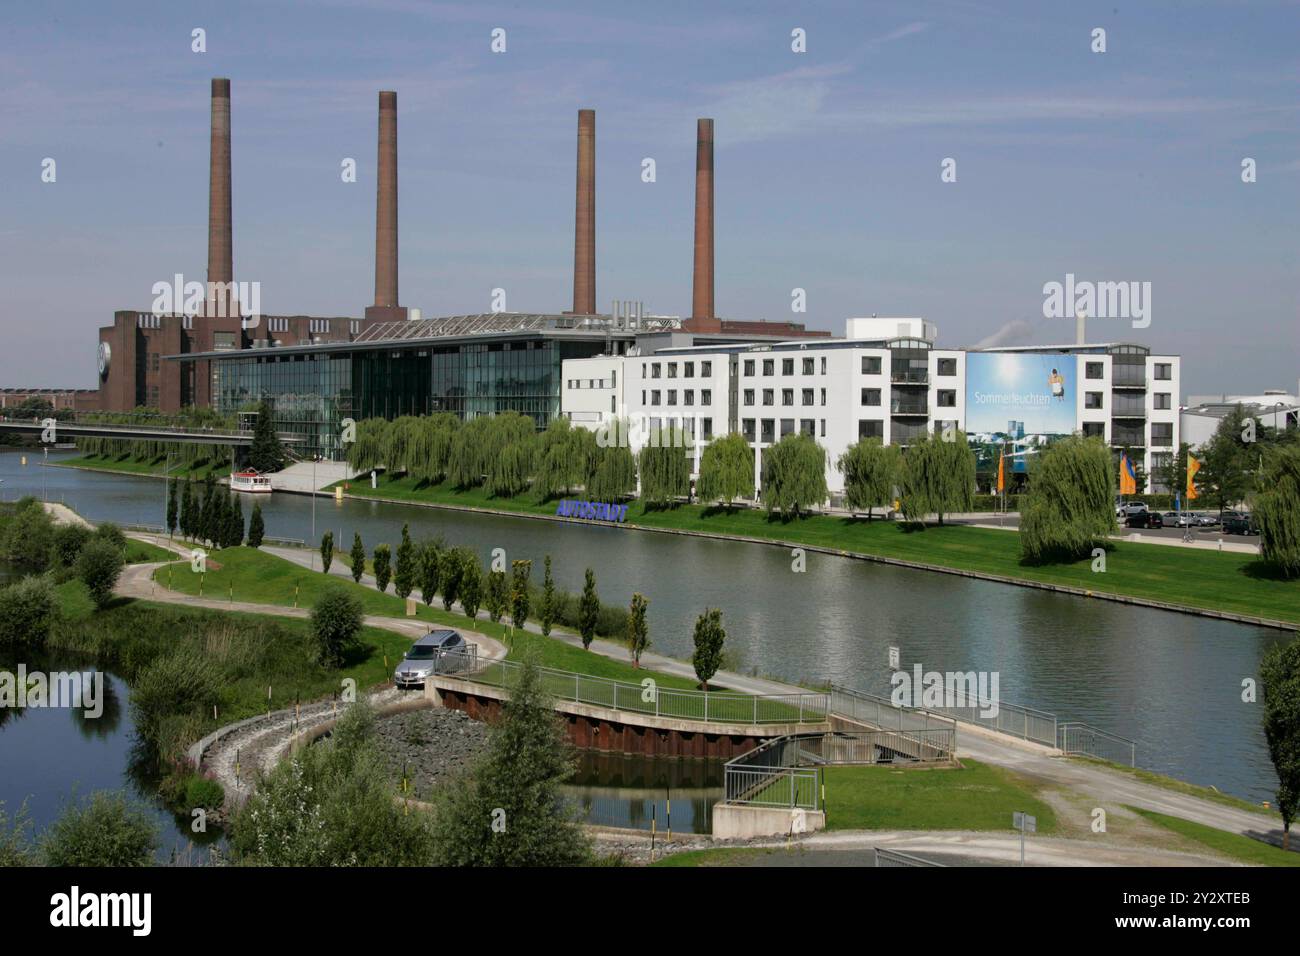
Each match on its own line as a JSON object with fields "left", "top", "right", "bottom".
{"left": 230, "top": 470, "right": 273, "bottom": 494}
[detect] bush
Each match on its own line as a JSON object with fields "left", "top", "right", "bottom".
{"left": 91, "top": 522, "right": 128, "bottom": 554}
{"left": 183, "top": 775, "right": 225, "bottom": 812}
{"left": 230, "top": 702, "right": 437, "bottom": 866}
{"left": 0, "top": 576, "right": 57, "bottom": 650}
{"left": 2, "top": 501, "right": 55, "bottom": 571}
{"left": 310, "top": 586, "right": 364, "bottom": 668}
{"left": 247, "top": 502, "right": 265, "bottom": 548}
{"left": 0, "top": 801, "right": 35, "bottom": 867}
{"left": 41, "top": 791, "right": 159, "bottom": 867}
{"left": 373, "top": 544, "right": 392, "bottom": 593}
{"left": 320, "top": 531, "right": 334, "bottom": 574}
{"left": 75, "top": 538, "right": 125, "bottom": 609}
{"left": 51, "top": 523, "right": 93, "bottom": 567}
{"left": 129, "top": 647, "right": 222, "bottom": 752}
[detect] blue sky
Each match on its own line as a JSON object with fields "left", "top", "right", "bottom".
{"left": 2, "top": 0, "right": 1298, "bottom": 394}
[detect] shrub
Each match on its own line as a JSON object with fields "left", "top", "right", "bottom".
{"left": 626, "top": 593, "right": 649, "bottom": 667}
{"left": 459, "top": 550, "right": 482, "bottom": 619}
{"left": 0, "top": 801, "right": 35, "bottom": 867}
{"left": 578, "top": 568, "right": 599, "bottom": 650}
{"left": 75, "top": 538, "right": 125, "bottom": 609}
{"left": 183, "top": 775, "right": 225, "bottom": 812}
{"left": 691, "top": 608, "right": 726, "bottom": 690}
{"left": 429, "top": 656, "right": 589, "bottom": 866}
{"left": 373, "top": 544, "right": 392, "bottom": 593}
{"left": 129, "top": 647, "right": 222, "bottom": 750}
{"left": 41, "top": 791, "right": 160, "bottom": 867}
{"left": 91, "top": 522, "right": 128, "bottom": 554}
{"left": 3, "top": 502, "right": 55, "bottom": 571}
{"left": 320, "top": 531, "right": 334, "bottom": 574}
{"left": 310, "top": 586, "right": 364, "bottom": 668}
{"left": 349, "top": 532, "right": 365, "bottom": 583}
{"left": 393, "top": 525, "right": 414, "bottom": 599}
{"left": 51, "top": 523, "right": 92, "bottom": 567}
{"left": 0, "top": 576, "right": 57, "bottom": 650}
{"left": 247, "top": 501, "right": 265, "bottom": 548}
{"left": 230, "top": 703, "right": 437, "bottom": 866}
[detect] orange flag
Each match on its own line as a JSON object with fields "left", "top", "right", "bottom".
{"left": 1119, "top": 452, "right": 1137, "bottom": 495}
{"left": 997, "top": 451, "right": 1005, "bottom": 493}
{"left": 1186, "top": 454, "right": 1201, "bottom": 501}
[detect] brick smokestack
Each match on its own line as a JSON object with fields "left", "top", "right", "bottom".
{"left": 374, "top": 90, "right": 399, "bottom": 308}
{"left": 206, "top": 78, "right": 236, "bottom": 318}
{"left": 690, "top": 118, "right": 717, "bottom": 330}
{"left": 572, "top": 109, "right": 596, "bottom": 315}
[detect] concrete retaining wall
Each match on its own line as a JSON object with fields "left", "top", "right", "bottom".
{"left": 712, "top": 804, "right": 825, "bottom": 840}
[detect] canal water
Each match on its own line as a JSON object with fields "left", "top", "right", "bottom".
{"left": 0, "top": 449, "right": 1287, "bottom": 805}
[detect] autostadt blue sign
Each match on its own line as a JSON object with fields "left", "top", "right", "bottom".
{"left": 555, "top": 499, "right": 628, "bottom": 522}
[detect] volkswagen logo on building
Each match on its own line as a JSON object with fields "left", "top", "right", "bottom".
{"left": 97, "top": 341, "right": 111, "bottom": 378}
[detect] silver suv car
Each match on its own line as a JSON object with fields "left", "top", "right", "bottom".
{"left": 394, "top": 630, "right": 468, "bottom": 689}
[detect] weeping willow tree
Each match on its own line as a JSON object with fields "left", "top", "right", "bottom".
{"left": 637, "top": 426, "right": 691, "bottom": 507}
{"left": 586, "top": 441, "right": 637, "bottom": 503}
{"left": 1019, "top": 435, "right": 1114, "bottom": 562}
{"left": 697, "top": 432, "right": 754, "bottom": 508}
{"left": 899, "top": 429, "right": 975, "bottom": 525}
{"left": 1256, "top": 446, "right": 1300, "bottom": 578}
{"left": 535, "top": 419, "right": 596, "bottom": 500}
{"left": 347, "top": 418, "right": 390, "bottom": 474}
{"left": 409, "top": 413, "right": 459, "bottom": 484}
{"left": 761, "top": 432, "right": 828, "bottom": 517}
{"left": 448, "top": 417, "right": 495, "bottom": 489}
{"left": 837, "top": 437, "right": 901, "bottom": 519}
{"left": 74, "top": 407, "right": 235, "bottom": 471}
{"left": 484, "top": 414, "right": 538, "bottom": 498}
{"left": 382, "top": 416, "right": 424, "bottom": 475}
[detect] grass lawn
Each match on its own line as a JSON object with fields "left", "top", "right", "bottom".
{"left": 150, "top": 545, "right": 702, "bottom": 691}
{"left": 334, "top": 475, "right": 1300, "bottom": 626}
{"left": 823, "top": 759, "right": 1058, "bottom": 833}
{"left": 125, "top": 538, "right": 180, "bottom": 564}
{"left": 1126, "top": 807, "right": 1300, "bottom": 867}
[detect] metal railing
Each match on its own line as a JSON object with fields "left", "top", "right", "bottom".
{"left": 433, "top": 651, "right": 829, "bottom": 726}
{"left": 875, "top": 848, "right": 944, "bottom": 867}
{"left": 829, "top": 685, "right": 957, "bottom": 735}
{"left": 1058, "top": 722, "right": 1137, "bottom": 767}
{"left": 923, "top": 700, "right": 1059, "bottom": 748}
{"left": 721, "top": 728, "right": 956, "bottom": 811}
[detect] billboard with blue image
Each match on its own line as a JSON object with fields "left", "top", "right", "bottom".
{"left": 965, "top": 353, "right": 1076, "bottom": 439}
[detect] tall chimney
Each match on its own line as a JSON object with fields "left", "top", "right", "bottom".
{"left": 206, "top": 78, "right": 236, "bottom": 318}
{"left": 690, "top": 118, "right": 717, "bottom": 329}
{"left": 572, "top": 109, "right": 596, "bottom": 315}
{"left": 374, "top": 90, "right": 399, "bottom": 309}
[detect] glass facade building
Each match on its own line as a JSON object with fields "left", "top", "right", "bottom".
{"left": 207, "top": 334, "right": 609, "bottom": 459}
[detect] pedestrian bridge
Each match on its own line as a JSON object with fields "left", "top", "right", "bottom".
{"left": 0, "top": 419, "right": 304, "bottom": 446}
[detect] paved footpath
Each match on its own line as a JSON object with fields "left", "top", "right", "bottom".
{"left": 123, "top": 532, "right": 1290, "bottom": 854}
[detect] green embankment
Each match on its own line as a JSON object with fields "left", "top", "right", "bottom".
{"left": 53, "top": 579, "right": 410, "bottom": 721}
{"left": 150, "top": 545, "right": 702, "bottom": 690}
{"left": 822, "top": 760, "right": 1058, "bottom": 833}
{"left": 333, "top": 474, "right": 1300, "bottom": 626}
{"left": 56, "top": 453, "right": 228, "bottom": 480}
{"left": 1126, "top": 807, "right": 1300, "bottom": 867}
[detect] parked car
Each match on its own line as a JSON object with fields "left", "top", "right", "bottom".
{"left": 1223, "top": 513, "right": 1259, "bottom": 535}
{"left": 1196, "top": 512, "right": 1221, "bottom": 527}
{"left": 1163, "top": 511, "right": 1197, "bottom": 528}
{"left": 394, "top": 630, "right": 469, "bottom": 688}
{"left": 1125, "top": 510, "right": 1163, "bottom": 529}
{"left": 1116, "top": 502, "right": 1149, "bottom": 518}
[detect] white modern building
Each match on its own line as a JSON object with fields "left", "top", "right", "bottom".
{"left": 1180, "top": 386, "right": 1299, "bottom": 448}
{"left": 560, "top": 318, "right": 1182, "bottom": 497}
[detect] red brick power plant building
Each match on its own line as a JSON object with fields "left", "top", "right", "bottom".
{"left": 90, "top": 80, "right": 824, "bottom": 417}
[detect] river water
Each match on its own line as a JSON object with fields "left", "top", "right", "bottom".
{"left": 0, "top": 449, "right": 1288, "bottom": 805}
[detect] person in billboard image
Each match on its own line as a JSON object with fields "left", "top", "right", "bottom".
{"left": 1049, "top": 367, "right": 1065, "bottom": 402}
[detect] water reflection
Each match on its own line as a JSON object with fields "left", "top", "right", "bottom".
{"left": 563, "top": 752, "right": 723, "bottom": 834}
